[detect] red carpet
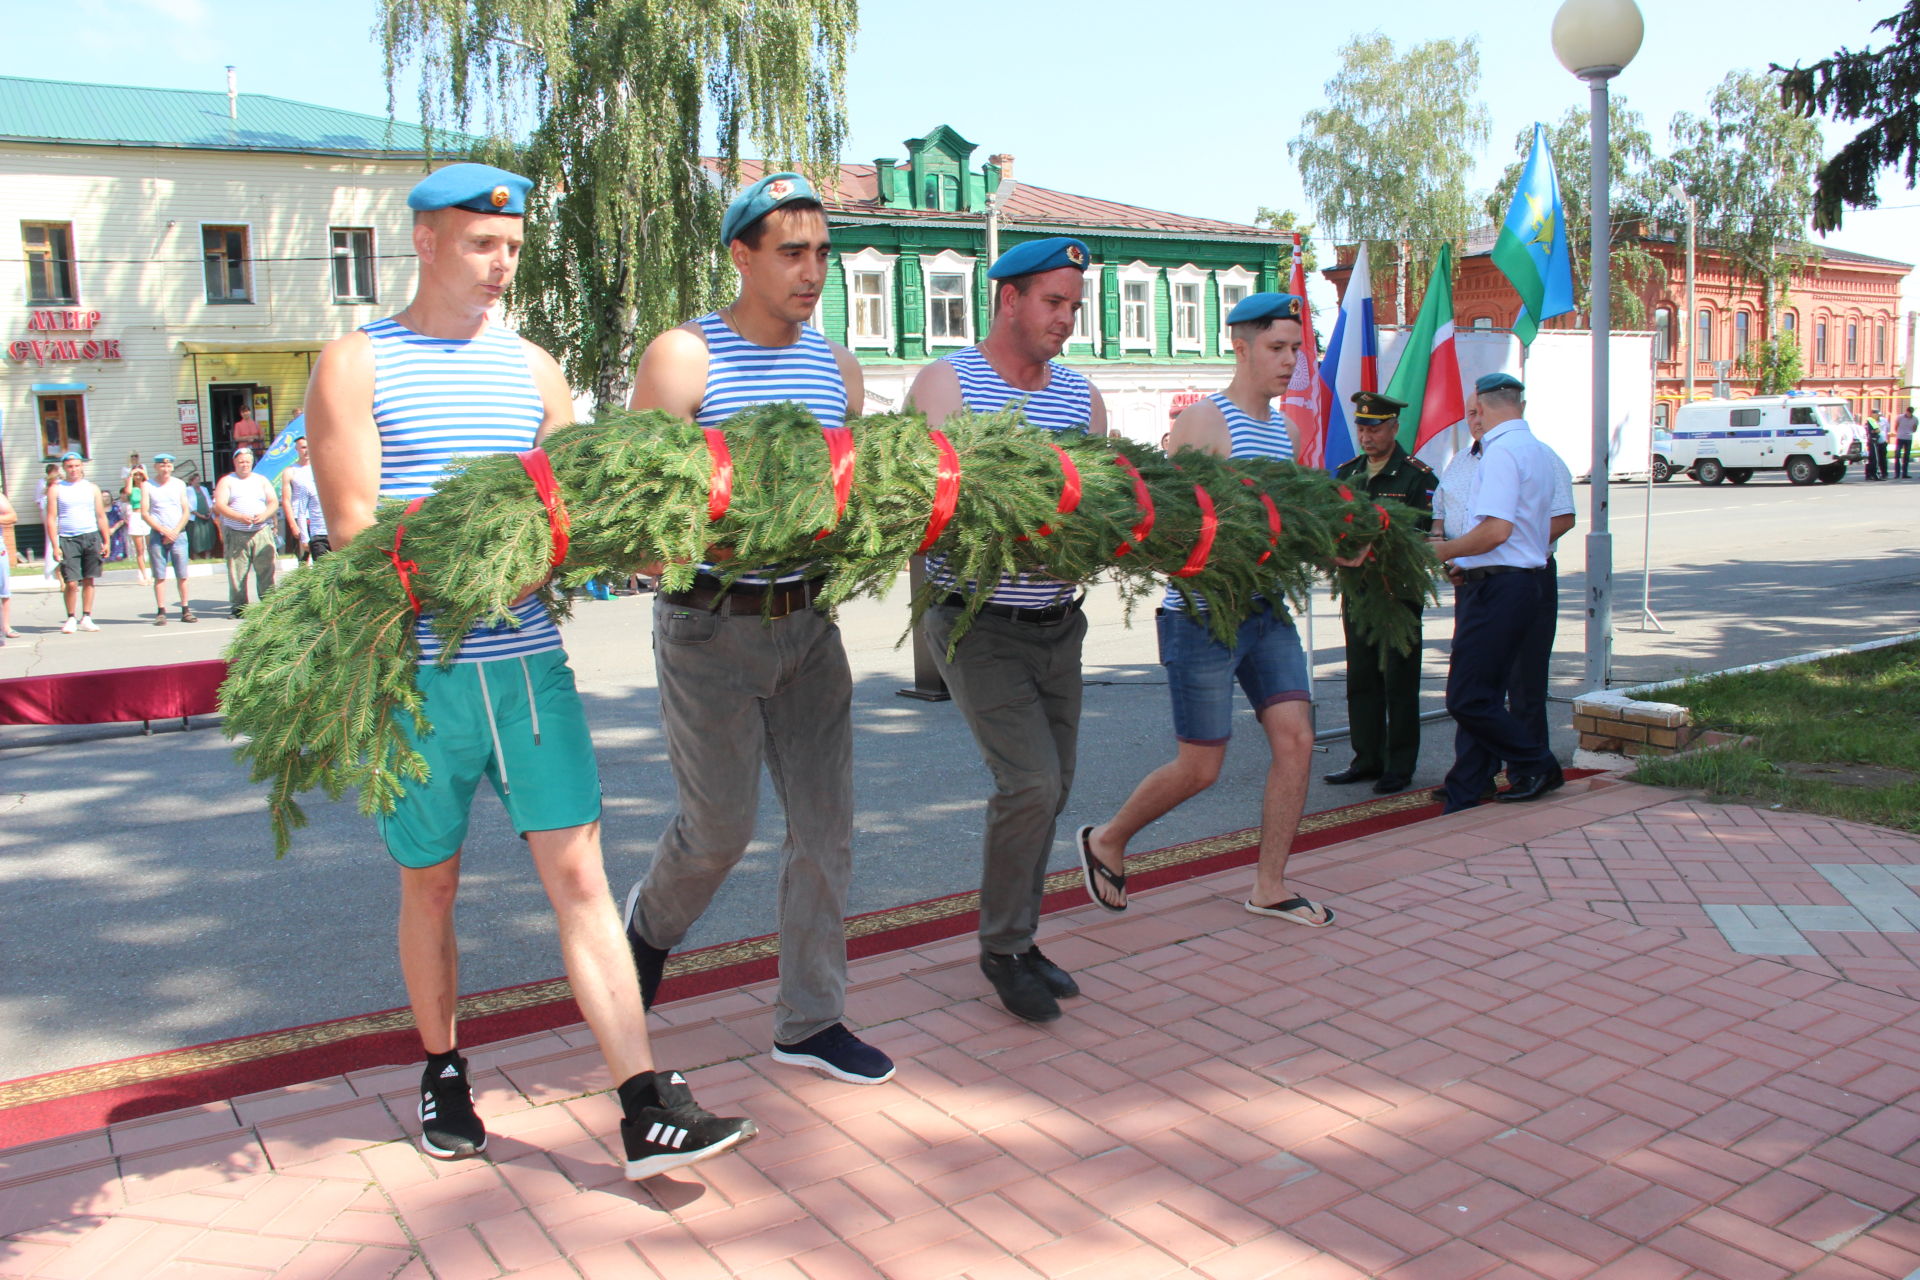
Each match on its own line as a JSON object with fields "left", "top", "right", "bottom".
{"left": 0, "top": 777, "right": 1586, "bottom": 1147}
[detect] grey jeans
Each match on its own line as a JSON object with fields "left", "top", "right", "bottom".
{"left": 921, "top": 602, "right": 1087, "bottom": 957}
{"left": 632, "top": 596, "right": 854, "bottom": 1045}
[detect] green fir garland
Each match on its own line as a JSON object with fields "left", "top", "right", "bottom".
{"left": 221, "top": 405, "right": 1441, "bottom": 853}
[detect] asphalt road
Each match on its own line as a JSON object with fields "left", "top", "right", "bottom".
{"left": 4, "top": 472, "right": 1918, "bottom": 1081}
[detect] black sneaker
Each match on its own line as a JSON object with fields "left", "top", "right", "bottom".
{"left": 771, "top": 1023, "right": 896, "bottom": 1084}
{"left": 1024, "top": 946, "right": 1080, "bottom": 1000}
{"left": 621, "top": 1071, "right": 758, "bottom": 1180}
{"left": 418, "top": 1053, "right": 487, "bottom": 1159}
{"left": 622, "top": 881, "right": 669, "bottom": 1009}
{"left": 980, "top": 951, "right": 1062, "bottom": 1023}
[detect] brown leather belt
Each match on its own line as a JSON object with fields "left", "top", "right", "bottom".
{"left": 940, "top": 591, "right": 1082, "bottom": 625}
{"left": 662, "top": 575, "right": 824, "bottom": 619}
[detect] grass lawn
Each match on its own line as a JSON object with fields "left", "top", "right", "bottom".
{"left": 1632, "top": 639, "right": 1920, "bottom": 834}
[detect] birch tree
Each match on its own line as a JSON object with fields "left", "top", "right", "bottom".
{"left": 381, "top": 0, "right": 857, "bottom": 409}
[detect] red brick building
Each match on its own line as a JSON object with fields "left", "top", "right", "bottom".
{"left": 1325, "top": 224, "right": 1912, "bottom": 428}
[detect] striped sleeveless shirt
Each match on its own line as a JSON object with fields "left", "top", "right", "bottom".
{"left": 927, "top": 346, "right": 1095, "bottom": 608}
{"left": 364, "top": 316, "right": 562, "bottom": 664}
{"left": 1164, "top": 392, "right": 1294, "bottom": 613}
{"left": 693, "top": 312, "right": 848, "bottom": 585}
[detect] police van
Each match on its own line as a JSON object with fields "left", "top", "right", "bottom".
{"left": 1668, "top": 394, "right": 1864, "bottom": 486}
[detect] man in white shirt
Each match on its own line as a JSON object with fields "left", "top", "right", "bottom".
{"left": 213, "top": 447, "right": 279, "bottom": 615}
{"left": 49, "top": 451, "right": 110, "bottom": 633}
{"left": 144, "top": 453, "right": 196, "bottom": 624}
{"left": 280, "top": 435, "right": 329, "bottom": 560}
{"left": 1895, "top": 405, "right": 1916, "bottom": 481}
{"left": 1428, "top": 374, "right": 1563, "bottom": 811}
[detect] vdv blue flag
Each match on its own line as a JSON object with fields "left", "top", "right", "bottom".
{"left": 1492, "top": 123, "right": 1576, "bottom": 345}
{"left": 252, "top": 413, "right": 306, "bottom": 482}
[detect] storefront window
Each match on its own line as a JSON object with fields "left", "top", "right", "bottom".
{"left": 23, "top": 222, "right": 78, "bottom": 304}
{"left": 38, "top": 394, "right": 87, "bottom": 457}
{"left": 330, "top": 228, "right": 376, "bottom": 303}
{"left": 203, "top": 225, "right": 252, "bottom": 304}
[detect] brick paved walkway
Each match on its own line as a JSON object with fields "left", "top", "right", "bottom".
{"left": 5, "top": 780, "right": 1920, "bottom": 1279}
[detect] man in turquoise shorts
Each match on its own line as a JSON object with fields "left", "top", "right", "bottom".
{"left": 305, "top": 161, "right": 753, "bottom": 1179}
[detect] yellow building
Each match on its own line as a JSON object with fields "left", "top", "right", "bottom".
{"left": 1, "top": 74, "right": 462, "bottom": 548}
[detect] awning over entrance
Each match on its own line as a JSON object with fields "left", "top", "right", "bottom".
{"left": 31, "top": 382, "right": 89, "bottom": 393}
{"left": 176, "top": 340, "right": 325, "bottom": 355}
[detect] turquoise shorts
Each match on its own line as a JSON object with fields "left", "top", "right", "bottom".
{"left": 379, "top": 649, "right": 603, "bottom": 869}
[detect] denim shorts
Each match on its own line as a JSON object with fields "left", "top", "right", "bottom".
{"left": 149, "top": 535, "right": 190, "bottom": 580}
{"left": 1158, "top": 601, "right": 1310, "bottom": 745}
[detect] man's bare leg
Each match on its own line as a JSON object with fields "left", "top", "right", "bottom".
{"left": 526, "top": 822, "right": 654, "bottom": 1084}
{"left": 397, "top": 855, "right": 463, "bottom": 1054}
{"left": 1085, "top": 742, "right": 1227, "bottom": 886}
{"left": 1248, "top": 700, "right": 1324, "bottom": 917}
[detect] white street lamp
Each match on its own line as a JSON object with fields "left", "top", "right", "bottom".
{"left": 1552, "top": 0, "right": 1643, "bottom": 693}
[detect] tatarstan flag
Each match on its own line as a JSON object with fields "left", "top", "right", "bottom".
{"left": 1384, "top": 242, "right": 1466, "bottom": 455}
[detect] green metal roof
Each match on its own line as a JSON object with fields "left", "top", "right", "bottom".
{"left": 0, "top": 75, "right": 479, "bottom": 157}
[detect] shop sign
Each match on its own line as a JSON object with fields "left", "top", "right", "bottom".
{"left": 7, "top": 309, "right": 124, "bottom": 365}
{"left": 179, "top": 399, "right": 201, "bottom": 446}
{"left": 181, "top": 422, "right": 201, "bottom": 446}
{"left": 1169, "top": 391, "right": 1202, "bottom": 417}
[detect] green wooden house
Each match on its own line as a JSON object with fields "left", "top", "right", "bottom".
{"left": 740, "top": 125, "right": 1289, "bottom": 439}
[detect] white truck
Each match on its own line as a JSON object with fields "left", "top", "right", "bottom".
{"left": 1668, "top": 394, "right": 1864, "bottom": 486}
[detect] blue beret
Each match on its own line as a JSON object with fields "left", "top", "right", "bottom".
{"left": 153, "top": 453, "right": 175, "bottom": 462}
{"left": 1226, "top": 292, "right": 1304, "bottom": 324}
{"left": 987, "top": 237, "right": 1091, "bottom": 280}
{"left": 60, "top": 450, "right": 83, "bottom": 461}
{"left": 721, "top": 172, "right": 819, "bottom": 247}
{"left": 407, "top": 163, "right": 531, "bottom": 216}
{"left": 1475, "top": 372, "right": 1525, "bottom": 395}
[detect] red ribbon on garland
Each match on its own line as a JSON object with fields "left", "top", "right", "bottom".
{"left": 915, "top": 429, "right": 963, "bottom": 554}
{"left": 814, "top": 426, "right": 856, "bottom": 541}
{"left": 702, "top": 427, "right": 734, "bottom": 523}
{"left": 1169, "top": 484, "right": 1218, "bottom": 578}
{"left": 1374, "top": 503, "right": 1391, "bottom": 531}
{"left": 1241, "top": 477, "right": 1282, "bottom": 564}
{"left": 1033, "top": 441, "right": 1084, "bottom": 538}
{"left": 1111, "top": 455, "right": 1156, "bottom": 557}
{"left": 388, "top": 496, "right": 428, "bottom": 612}
{"left": 516, "top": 448, "right": 572, "bottom": 568}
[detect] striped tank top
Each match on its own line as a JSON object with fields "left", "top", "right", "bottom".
{"left": 927, "top": 346, "right": 1095, "bottom": 608}
{"left": 364, "top": 316, "right": 562, "bottom": 664}
{"left": 1164, "top": 392, "right": 1294, "bottom": 613}
{"left": 693, "top": 312, "right": 848, "bottom": 585}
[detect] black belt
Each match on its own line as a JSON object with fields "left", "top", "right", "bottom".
{"left": 1460, "top": 564, "right": 1548, "bottom": 583}
{"left": 941, "top": 591, "right": 1082, "bottom": 625}
{"left": 662, "top": 574, "right": 823, "bottom": 619}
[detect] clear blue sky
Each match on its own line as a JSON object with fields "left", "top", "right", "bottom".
{"left": 15, "top": 0, "right": 1918, "bottom": 319}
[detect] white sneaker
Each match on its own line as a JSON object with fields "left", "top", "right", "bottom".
{"left": 60, "top": 617, "right": 77, "bottom": 634}
{"left": 78, "top": 616, "right": 99, "bottom": 632}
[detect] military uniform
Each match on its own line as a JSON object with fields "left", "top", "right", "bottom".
{"left": 1330, "top": 399, "right": 1438, "bottom": 790}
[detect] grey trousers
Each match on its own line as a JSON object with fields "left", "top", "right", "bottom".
{"left": 921, "top": 602, "right": 1087, "bottom": 957}
{"left": 223, "top": 526, "right": 276, "bottom": 607}
{"left": 632, "top": 597, "right": 854, "bottom": 1045}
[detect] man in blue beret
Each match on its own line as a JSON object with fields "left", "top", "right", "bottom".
{"left": 908, "top": 236, "right": 1111, "bottom": 1023}
{"left": 1081, "top": 291, "right": 1341, "bottom": 931}
{"left": 1428, "top": 372, "right": 1567, "bottom": 810}
{"left": 305, "top": 162, "right": 755, "bottom": 1178}
{"left": 620, "top": 171, "right": 893, "bottom": 1084}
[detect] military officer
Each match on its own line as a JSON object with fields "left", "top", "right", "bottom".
{"left": 1324, "top": 391, "right": 1437, "bottom": 795}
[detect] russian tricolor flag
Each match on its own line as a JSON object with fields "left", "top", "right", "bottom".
{"left": 1310, "top": 242, "right": 1379, "bottom": 472}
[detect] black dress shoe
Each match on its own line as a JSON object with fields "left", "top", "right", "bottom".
{"left": 1323, "top": 766, "right": 1382, "bottom": 785}
{"left": 981, "top": 951, "right": 1062, "bottom": 1022}
{"left": 1024, "top": 947, "right": 1079, "bottom": 999}
{"left": 1496, "top": 766, "right": 1566, "bottom": 804}
{"left": 1373, "top": 773, "right": 1411, "bottom": 794}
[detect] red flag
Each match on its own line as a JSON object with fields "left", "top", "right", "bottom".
{"left": 1280, "top": 236, "right": 1326, "bottom": 465}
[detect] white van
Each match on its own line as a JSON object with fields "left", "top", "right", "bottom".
{"left": 1669, "top": 395, "right": 1864, "bottom": 486}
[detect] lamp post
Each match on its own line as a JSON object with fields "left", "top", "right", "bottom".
{"left": 1552, "top": 0, "right": 1643, "bottom": 694}
{"left": 1670, "top": 182, "right": 1696, "bottom": 406}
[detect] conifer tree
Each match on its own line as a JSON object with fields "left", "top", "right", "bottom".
{"left": 1776, "top": 2, "right": 1920, "bottom": 232}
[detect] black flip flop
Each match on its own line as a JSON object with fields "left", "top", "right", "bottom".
{"left": 1244, "top": 895, "right": 1335, "bottom": 927}
{"left": 1078, "top": 824, "right": 1128, "bottom": 913}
